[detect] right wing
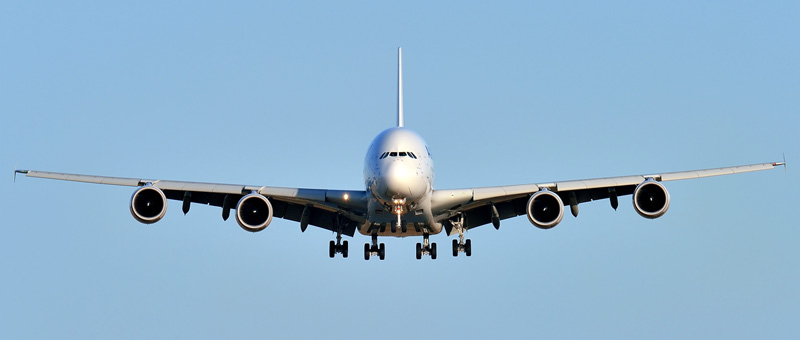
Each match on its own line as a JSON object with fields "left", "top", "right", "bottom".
{"left": 429, "top": 162, "right": 784, "bottom": 235}
{"left": 16, "top": 170, "right": 367, "bottom": 236}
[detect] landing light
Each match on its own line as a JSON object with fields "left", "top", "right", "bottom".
{"left": 343, "top": 193, "right": 349, "bottom": 201}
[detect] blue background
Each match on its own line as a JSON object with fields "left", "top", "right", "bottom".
{"left": 2, "top": 1, "right": 797, "bottom": 339}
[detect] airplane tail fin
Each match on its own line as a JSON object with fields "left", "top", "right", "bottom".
{"left": 397, "top": 47, "right": 404, "bottom": 128}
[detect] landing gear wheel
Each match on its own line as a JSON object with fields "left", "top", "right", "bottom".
{"left": 329, "top": 231, "right": 347, "bottom": 258}
{"left": 452, "top": 239, "right": 459, "bottom": 257}
{"left": 364, "top": 243, "right": 370, "bottom": 260}
{"left": 416, "top": 243, "right": 422, "bottom": 260}
{"left": 379, "top": 243, "right": 386, "bottom": 260}
{"left": 430, "top": 242, "right": 437, "bottom": 259}
{"left": 465, "top": 239, "right": 472, "bottom": 256}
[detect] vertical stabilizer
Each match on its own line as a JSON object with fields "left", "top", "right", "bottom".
{"left": 397, "top": 47, "right": 404, "bottom": 128}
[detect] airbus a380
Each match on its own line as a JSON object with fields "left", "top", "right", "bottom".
{"left": 16, "top": 48, "right": 785, "bottom": 260}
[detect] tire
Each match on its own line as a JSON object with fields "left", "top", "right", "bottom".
{"left": 329, "top": 240, "right": 335, "bottom": 258}
{"left": 379, "top": 243, "right": 386, "bottom": 260}
{"left": 416, "top": 243, "right": 422, "bottom": 260}
{"left": 452, "top": 239, "right": 459, "bottom": 257}
{"left": 430, "top": 243, "right": 437, "bottom": 260}
{"left": 364, "top": 243, "right": 370, "bottom": 260}
{"left": 342, "top": 240, "right": 348, "bottom": 258}
{"left": 465, "top": 239, "right": 472, "bottom": 257}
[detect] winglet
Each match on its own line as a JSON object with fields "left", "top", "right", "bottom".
{"left": 14, "top": 169, "right": 28, "bottom": 183}
{"left": 777, "top": 153, "right": 787, "bottom": 174}
{"left": 397, "top": 47, "right": 404, "bottom": 128}
{"left": 772, "top": 153, "right": 787, "bottom": 168}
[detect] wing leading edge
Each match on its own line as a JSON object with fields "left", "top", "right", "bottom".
{"left": 14, "top": 161, "right": 784, "bottom": 236}
{"left": 17, "top": 170, "right": 367, "bottom": 236}
{"left": 430, "top": 162, "right": 785, "bottom": 235}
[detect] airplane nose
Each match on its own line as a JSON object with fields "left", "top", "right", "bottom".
{"left": 384, "top": 161, "right": 412, "bottom": 196}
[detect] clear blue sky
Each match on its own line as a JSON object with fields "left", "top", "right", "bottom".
{"left": 2, "top": 1, "right": 798, "bottom": 339}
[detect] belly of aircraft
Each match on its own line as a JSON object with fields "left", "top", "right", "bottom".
{"left": 357, "top": 223, "right": 442, "bottom": 237}
{"left": 359, "top": 209, "right": 442, "bottom": 237}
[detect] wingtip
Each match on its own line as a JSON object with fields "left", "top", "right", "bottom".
{"left": 778, "top": 153, "right": 787, "bottom": 174}
{"left": 773, "top": 153, "right": 787, "bottom": 167}
{"left": 13, "top": 169, "right": 27, "bottom": 182}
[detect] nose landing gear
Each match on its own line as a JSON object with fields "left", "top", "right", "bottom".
{"left": 392, "top": 198, "right": 406, "bottom": 232}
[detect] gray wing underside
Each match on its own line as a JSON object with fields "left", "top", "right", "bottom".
{"left": 18, "top": 162, "right": 782, "bottom": 236}
{"left": 430, "top": 162, "right": 783, "bottom": 234}
{"left": 20, "top": 171, "right": 367, "bottom": 236}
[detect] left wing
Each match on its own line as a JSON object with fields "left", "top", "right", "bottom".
{"left": 15, "top": 170, "right": 367, "bottom": 236}
{"left": 430, "top": 162, "right": 785, "bottom": 235}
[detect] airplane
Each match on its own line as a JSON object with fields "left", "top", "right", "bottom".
{"left": 15, "top": 48, "right": 786, "bottom": 261}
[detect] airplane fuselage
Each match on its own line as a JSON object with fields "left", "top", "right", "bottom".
{"left": 361, "top": 127, "right": 441, "bottom": 236}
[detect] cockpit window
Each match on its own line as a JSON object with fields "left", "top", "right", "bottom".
{"left": 381, "top": 151, "right": 420, "bottom": 159}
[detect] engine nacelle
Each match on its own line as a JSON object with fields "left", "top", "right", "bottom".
{"left": 236, "top": 193, "right": 273, "bottom": 232}
{"left": 130, "top": 185, "right": 167, "bottom": 224}
{"left": 633, "top": 179, "right": 670, "bottom": 219}
{"left": 526, "top": 190, "right": 564, "bottom": 229}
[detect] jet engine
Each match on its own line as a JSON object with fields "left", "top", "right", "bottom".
{"left": 130, "top": 185, "right": 167, "bottom": 224}
{"left": 526, "top": 190, "right": 564, "bottom": 229}
{"left": 236, "top": 193, "right": 273, "bottom": 232}
{"left": 633, "top": 179, "right": 670, "bottom": 219}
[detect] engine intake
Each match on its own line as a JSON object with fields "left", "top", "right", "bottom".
{"left": 130, "top": 185, "right": 167, "bottom": 224}
{"left": 236, "top": 193, "right": 273, "bottom": 232}
{"left": 526, "top": 190, "right": 564, "bottom": 229}
{"left": 633, "top": 179, "right": 670, "bottom": 219}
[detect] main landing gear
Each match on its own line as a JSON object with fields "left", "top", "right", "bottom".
{"left": 415, "top": 233, "right": 437, "bottom": 260}
{"left": 451, "top": 216, "right": 471, "bottom": 257}
{"left": 452, "top": 238, "right": 471, "bottom": 257}
{"left": 364, "top": 234, "right": 385, "bottom": 260}
{"left": 329, "top": 231, "right": 348, "bottom": 258}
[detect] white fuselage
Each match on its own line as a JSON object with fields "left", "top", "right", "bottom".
{"left": 361, "top": 127, "right": 441, "bottom": 236}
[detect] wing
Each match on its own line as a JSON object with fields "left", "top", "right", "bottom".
{"left": 16, "top": 170, "right": 367, "bottom": 236}
{"left": 430, "top": 162, "right": 785, "bottom": 235}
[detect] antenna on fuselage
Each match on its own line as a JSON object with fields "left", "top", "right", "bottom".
{"left": 397, "top": 47, "right": 404, "bottom": 128}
